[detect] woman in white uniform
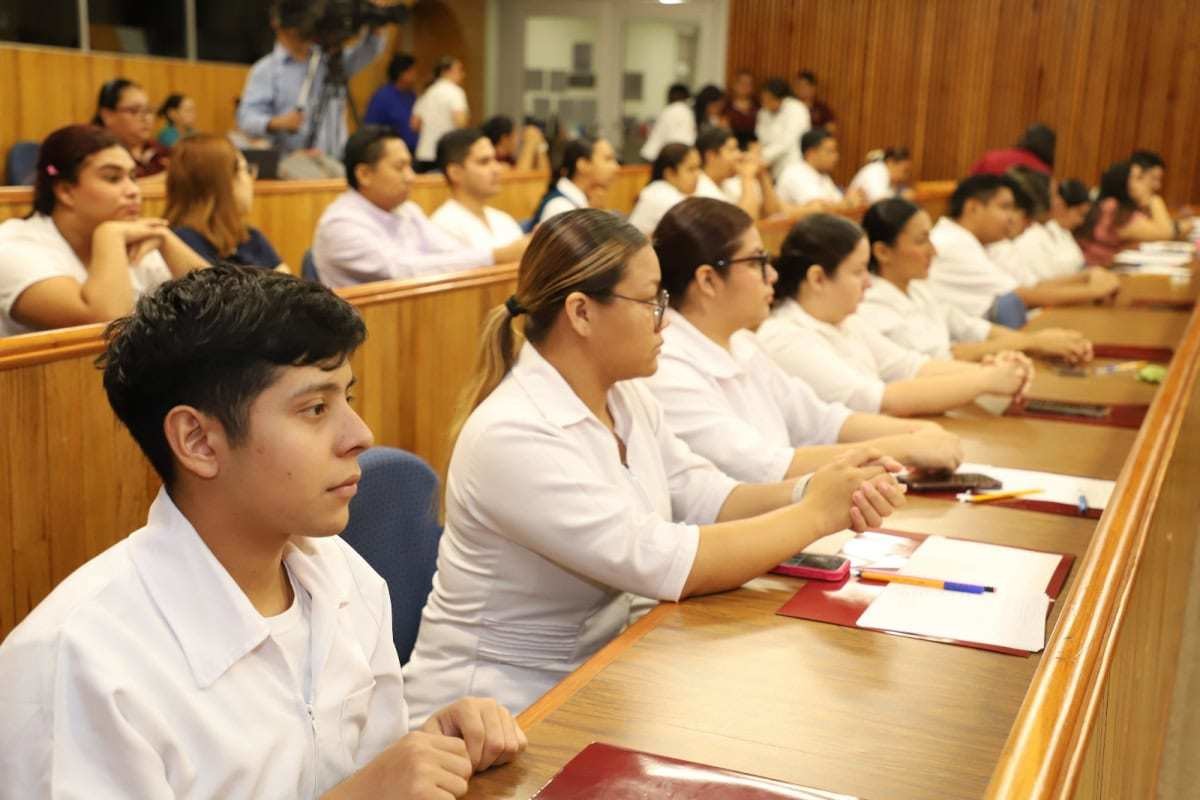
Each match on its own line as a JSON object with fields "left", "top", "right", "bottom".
{"left": 403, "top": 209, "right": 906, "bottom": 720}
{"left": 756, "top": 214, "right": 1032, "bottom": 416}
{"left": 859, "top": 198, "right": 1093, "bottom": 364}
{"left": 644, "top": 197, "right": 964, "bottom": 483}
{"left": 847, "top": 147, "right": 913, "bottom": 204}
{"left": 533, "top": 138, "right": 620, "bottom": 225}
{"left": 626, "top": 143, "right": 701, "bottom": 235}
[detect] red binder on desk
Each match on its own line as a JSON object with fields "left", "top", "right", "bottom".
{"left": 532, "top": 742, "right": 856, "bottom": 799}
{"left": 1003, "top": 397, "right": 1148, "bottom": 429}
{"left": 776, "top": 530, "right": 1073, "bottom": 656}
{"left": 1091, "top": 343, "right": 1173, "bottom": 362}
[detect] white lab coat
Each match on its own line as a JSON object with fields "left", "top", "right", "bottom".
{"left": 858, "top": 277, "right": 992, "bottom": 360}
{"left": 537, "top": 176, "right": 589, "bottom": 225}
{"left": 776, "top": 159, "right": 844, "bottom": 206}
{"left": 848, "top": 160, "right": 895, "bottom": 203}
{"left": 756, "top": 298, "right": 929, "bottom": 412}
{"left": 645, "top": 310, "right": 853, "bottom": 483}
{"left": 431, "top": 198, "right": 524, "bottom": 249}
{"left": 402, "top": 343, "right": 738, "bottom": 721}
{"left": 0, "top": 490, "right": 408, "bottom": 799}
{"left": 639, "top": 101, "right": 697, "bottom": 162}
{"left": 756, "top": 97, "right": 811, "bottom": 178}
{"left": 627, "top": 179, "right": 688, "bottom": 234}
{"left": 926, "top": 216, "right": 1019, "bottom": 319}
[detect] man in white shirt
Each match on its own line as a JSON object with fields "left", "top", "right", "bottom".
{"left": 431, "top": 128, "right": 529, "bottom": 250}
{"left": 639, "top": 83, "right": 696, "bottom": 162}
{"left": 0, "top": 266, "right": 525, "bottom": 799}
{"left": 777, "top": 128, "right": 864, "bottom": 208}
{"left": 755, "top": 78, "right": 810, "bottom": 178}
{"left": 413, "top": 56, "right": 469, "bottom": 172}
{"left": 313, "top": 126, "right": 527, "bottom": 287}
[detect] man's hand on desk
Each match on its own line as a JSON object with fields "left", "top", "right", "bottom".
{"left": 1026, "top": 327, "right": 1093, "bottom": 364}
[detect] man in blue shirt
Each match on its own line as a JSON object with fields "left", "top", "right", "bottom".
{"left": 237, "top": 0, "right": 387, "bottom": 159}
{"left": 364, "top": 53, "right": 420, "bottom": 154}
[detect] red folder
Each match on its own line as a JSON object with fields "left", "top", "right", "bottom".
{"left": 1091, "top": 343, "right": 1173, "bottom": 362}
{"left": 776, "top": 530, "right": 1073, "bottom": 656}
{"left": 1003, "top": 397, "right": 1148, "bottom": 429}
{"left": 1127, "top": 297, "right": 1194, "bottom": 311}
{"left": 912, "top": 492, "right": 1102, "bottom": 519}
{"left": 532, "top": 742, "right": 854, "bottom": 799}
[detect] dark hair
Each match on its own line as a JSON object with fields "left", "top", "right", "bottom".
{"left": 92, "top": 78, "right": 138, "bottom": 125}
{"left": 884, "top": 146, "right": 911, "bottom": 162}
{"left": 762, "top": 78, "right": 791, "bottom": 100}
{"left": 652, "top": 197, "right": 754, "bottom": 307}
{"left": 157, "top": 93, "right": 187, "bottom": 121}
{"left": 667, "top": 83, "right": 691, "bottom": 103}
{"left": 801, "top": 127, "right": 833, "bottom": 155}
{"left": 33, "top": 125, "right": 122, "bottom": 216}
{"left": 1005, "top": 165, "right": 1050, "bottom": 218}
{"left": 695, "top": 126, "right": 734, "bottom": 162}
{"left": 948, "top": 173, "right": 1009, "bottom": 219}
{"left": 1016, "top": 123, "right": 1056, "bottom": 168}
{"left": 437, "top": 127, "right": 486, "bottom": 179}
{"left": 98, "top": 265, "right": 367, "bottom": 485}
{"left": 693, "top": 84, "right": 725, "bottom": 128}
{"left": 774, "top": 214, "right": 865, "bottom": 300}
{"left": 343, "top": 125, "right": 402, "bottom": 190}
{"left": 481, "top": 115, "right": 515, "bottom": 145}
{"left": 796, "top": 70, "right": 817, "bottom": 84}
{"left": 650, "top": 143, "right": 694, "bottom": 182}
{"left": 1078, "top": 161, "right": 1136, "bottom": 240}
{"left": 862, "top": 197, "right": 922, "bottom": 273}
{"left": 433, "top": 55, "right": 458, "bottom": 80}
{"left": 387, "top": 52, "right": 416, "bottom": 84}
{"left": 1057, "top": 178, "right": 1090, "bottom": 207}
{"left": 546, "top": 137, "right": 596, "bottom": 192}
{"left": 1130, "top": 149, "right": 1164, "bottom": 170}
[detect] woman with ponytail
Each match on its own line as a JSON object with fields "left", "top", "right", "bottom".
{"left": 626, "top": 142, "right": 701, "bottom": 234}
{"left": 404, "top": 209, "right": 906, "bottom": 720}
{"left": 531, "top": 137, "right": 620, "bottom": 226}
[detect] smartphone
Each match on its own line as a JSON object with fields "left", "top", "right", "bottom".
{"left": 772, "top": 553, "right": 850, "bottom": 581}
{"left": 900, "top": 471, "right": 1002, "bottom": 492}
{"left": 1023, "top": 399, "right": 1110, "bottom": 419}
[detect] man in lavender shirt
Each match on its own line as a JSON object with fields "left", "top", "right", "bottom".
{"left": 313, "top": 126, "right": 529, "bottom": 287}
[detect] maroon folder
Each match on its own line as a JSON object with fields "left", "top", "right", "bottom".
{"left": 532, "top": 742, "right": 855, "bottom": 799}
{"left": 1091, "top": 343, "right": 1173, "bottom": 362}
{"left": 776, "top": 530, "right": 1073, "bottom": 656}
{"left": 913, "top": 492, "right": 1102, "bottom": 519}
{"left": 1003, "top": 397, "right": 1148, "bottom": 429}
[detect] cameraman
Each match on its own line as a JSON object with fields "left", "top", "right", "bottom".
{"left": 237, "top": 0, "right": 390, "bottom": 168}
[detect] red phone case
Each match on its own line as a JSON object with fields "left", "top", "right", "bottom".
{"left": 771, "top": 556, "right": 850, "bottom": 581}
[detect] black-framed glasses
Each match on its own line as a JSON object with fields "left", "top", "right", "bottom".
{"left": 603, "top": 288, "right": 670, "bottom": 332}
{"left": 715, "top": 251, "right": 772, "bottom": 281}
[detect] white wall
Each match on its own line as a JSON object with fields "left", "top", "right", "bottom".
{"left": 622, "top": 20, "right": 687, "bottom": 121}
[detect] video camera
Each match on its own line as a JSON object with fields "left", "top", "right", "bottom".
{"left": 276, "top": 0, "right": 410, "bottom": 51}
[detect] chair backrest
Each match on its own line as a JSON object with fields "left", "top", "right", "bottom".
{"left": 6, "top": 141, "right": 40, "bottom": 186}
{"left": 340, "top": 446, "right": 442, "bottom": 664}
{"left": 301, "top": 248, "right": 319, "bottom": 283}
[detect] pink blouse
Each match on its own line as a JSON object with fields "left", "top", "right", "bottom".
{"left": 1078, "top": 197, "right": 1146, "bottom": 266}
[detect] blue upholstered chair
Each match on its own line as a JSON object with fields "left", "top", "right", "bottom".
{"left": 340, "top": 446, "right": 442, "bottom": 665}
{"left": 6, "top": 141, "right": 39, "bottom": 186}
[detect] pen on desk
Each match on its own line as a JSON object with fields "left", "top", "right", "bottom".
{"left": 1077, "top": 490, "right": 1089, "bottom": 516}
{"left": 855, "top": 569, "right": 995, "bottom": 594}
{"left": 959, "top": 488, "right": 1043, "bottom": 504}
{"left": 1094, "top": 360, "right": 1145, "bottom": 375}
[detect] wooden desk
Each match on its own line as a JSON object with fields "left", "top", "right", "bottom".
{"left": 1027, "top": 306, "right": 1189, "bottom": 348}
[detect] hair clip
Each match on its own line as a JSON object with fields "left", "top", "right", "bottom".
{"left": 45, "top": 165, "right": 59, "bottom": 176}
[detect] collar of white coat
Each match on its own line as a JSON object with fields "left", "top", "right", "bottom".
{"left": 931, "top": 216, "right": 989, "bottom": 260}
{"left": 128, "top": 488, "right": 350, "bottom": 689}
{"left": 511, "top": 341, "right": 599, "bottom": 428}
{"left": 661, "top": 308, "right": 743, "bottom": 380}
{"left": 555, "top": 177, "right": 589, "bottom": 208}
{"left": 862, "top": 275, "right": 911, "bottom": 308}
{"left": 772, "top": 296, "right": 844, "bottom": 336}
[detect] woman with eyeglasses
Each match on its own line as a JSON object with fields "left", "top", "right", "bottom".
{"left": 165, "top": 134, "right": 286, "bottom": 271}
{"left": 403, "top": 208, "right": 907, "bottom": 719}
{"left": 0, "top": 125, "right": 207, "bottom": 337}
{"left": 93, "top": 78, "right": 169, "bottom": 179}
{"left": 757, "top": 213, "right": 1032, "bottom": 416}
{"left": 645, "top": 197, "right": 963, "bottom": 484}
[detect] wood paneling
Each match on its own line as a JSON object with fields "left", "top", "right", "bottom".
{"left": 727, "top": 0, "right": 1200, "bottom": 207}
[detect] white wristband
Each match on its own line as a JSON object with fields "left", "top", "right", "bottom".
{"left": 791, "top": 473, "right": 814, "bottom": 504}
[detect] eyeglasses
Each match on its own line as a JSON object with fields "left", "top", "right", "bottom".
{"left": 715, "top": 251, "right": 772, "bottom": 281}
{"left": 115, "top": 106, "right": 154, "bottom": 119}
{"left": 602, "top": 288, "right": 670, "bottom": 332}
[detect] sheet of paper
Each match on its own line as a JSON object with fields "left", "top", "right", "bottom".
{"left": 855, "top": 535, "right": 1061, "bottom": 652}
{"left": 958, "top": 462, "right": 1114, "bottom": 511}
{"left": 1113, "top": 249, "right": 1194, "bottom": 268}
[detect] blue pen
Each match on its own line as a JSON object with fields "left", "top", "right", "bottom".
{"left": 1077, "top": 491, "right": 1089, "bottom": 516}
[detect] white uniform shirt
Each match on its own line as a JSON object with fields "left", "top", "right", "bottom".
{"left": 537, "top": 176, "right": 589, "bottom": 225}
{"left": 639, "top": 101, "right": 697, "bottom": 162}
{"left": 627, "top": 179, "right": 688, "bottom": 234}
{"left": 858, "top": 277, "right": 991, "bottom": 360}
{"left": 403, "top": 343, "right": 737, "bottom": 721}
{"left": 430, "top": 198, "right": 524, "bottom": 250}
{"left": 313, "top": 190, "right": 492, "bottom": 287}
{"left": 0, "top": 214, "right": 170, "bottom": 337}
{"left": 927, "top": 216, "right": 1019, "bottom": 319}
{"left": 848, "top": 160, "right": 895, "bottom": 203}
{"left": 693, "top": 171, "right": 732, "bottom": 202}
{"left": 0, "top": 489, "right": 408, "bottom": 799}
{"left": 986, "top": 236, "right": 1040, "bottom": 287}
{"left": 414, "top": 78, "right": 468, "bottom": 163}
{"left": 756, "top": 97, "right": 811, "bottom": 178}
{"left": 776, "top": 160, "right": 843, "bottom": 206}
{"left": 1024, "top": 220, "right": 1085, "bottom": 280}
{"left": 756, "top": 298, "right": 929, "bottom": 412}
{"left": 645, "top": 310, "right": 853, "bottom": 483}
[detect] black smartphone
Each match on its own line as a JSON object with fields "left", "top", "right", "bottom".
{"left": 1023, "top": 399, "right": 1110, "bottom": 418}
{"left": 900, "top": 471, "right": 1003, "bottom": 492}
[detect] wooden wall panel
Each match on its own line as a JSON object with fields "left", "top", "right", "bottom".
{"left": 726, "top": 0, "right": 1200, "bottom": 206}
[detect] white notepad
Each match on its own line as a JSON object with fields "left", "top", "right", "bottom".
{"left": 958, "top": 462, "right": 1114, "bottom": 511}
{"left": 855, "top": 536, "right": 1062, "bottom": 652}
